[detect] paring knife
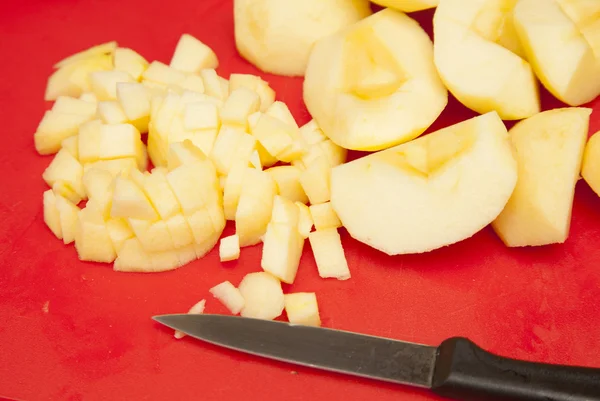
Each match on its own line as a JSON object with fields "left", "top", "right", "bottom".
{"left": 153, "top": 314, "right": 600, "bottom": 401}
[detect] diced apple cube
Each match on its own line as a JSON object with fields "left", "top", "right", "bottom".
{"left": 308, "top": 228, "right": 350, "bottom": 280}
{"left": 170, "top": 34, "right": 219, "bottom": 73}
{"left": 266, "top": 166, "right": 308, "bottom": 204}
{"left": 220, "top": 87, "right": 261, "bottom": 129}
{"left": 300, "top": 156, "right": 331, "bottom": 204}
{"left": 236, "top": 169, "right": 277, "bottom": 247}
{"left": 296, "top": 202, "right": 313, "bottom": 238}
{"left": 97, "top": 101, "right": 128, "bottom": 124}
{"left": 110, "top": 176, "right": 158, "bottom": 220}
{"left": 55, "top": 194, "right": 80, "bottom": 245}
{"left": 209, "top": 281, "right": 245, "bottom": 314}
{"left": 261, "top": 221, "right": 304, "bottom": 284}
{"left": 83, "top": 168, "right": 114, "bottom": 218}
{"left": 229, "top": 73, "right": 275, "bottom": 111}
{"left": 200, "top": 69, "right": 228, "bottom": 100}
{"left": 142, "top": 169, "right": 181, "bottom": 219}
{"left": 271, "top": 195, "right": 300, "bottom": 226}
{"left": 128, "top": 219, "right": 175, "bottom": 252}
{"left": 89, "top": 70, "right": 135, "bottom": 101}
{"left": 106, "top": 218, "right": 134, "bottom": 252}
{"left": 43, "top": 190, "right": 62, "bottom": 239}
{"left": 142, "top": 61, "right": 187, "bottom": 87}
{"left": 210, "top": 127, "right": 257, "bottom": 175}
{"left": 166, "top": 163, "right": 218, "bottom": 214}
{"left": 34, "top": 111, "right": 92, "bottom": 155}
{"left": 97, "top": 123, "right": 144, "bottom": 166}
{"left": 219, "top": 234, "right": 241, "bottom": 262}
{"left": 165, "top": 213, "right": 195, "bottom": 248}
{"left": 284, "top": 293, "right": 321, "bottom": 327}
{"left": 75, "top": 202, "right": 117, "bottom": 263}
{"left": 173, "top": 299, "right": 206, "bottom": 339}
{"left": 78, "top": 119, "right": 103, "bottom": 163}
{"left": 250, "top": 113, "right": 304, "bottom": 162}
{"left": 54, "top": 41, "right": 117, "bottom": 69}
{"left": 113, "top": 47, "right": 149, "bottom": 81}
{"left": 265, "top": 101, "right": 298, "bottom": 128}
{"left": 183, "top": 102, "right": 220, "bottom": 131}
{"left": 179, "top": 74, "right": 205, "bottom": 93}
{"left": 61, "top": 135, "right": 79, "bottom": 159}
{"left": 238, "top": 272, "right": 284, "bottom": 320}
{"left": 187, "top": 129, "right": 219, "bottom": 158}
{"left": 52, "top": 96, "right": 97, "bottom": 117}
{"left": 52, "top": 181, "right": 83, "bottom": 205}
{"left": 309, "top": 202, "right": 342, "bottom": 231}
{"left": 42, "top": 148, "right": 86, "bottom": 198}
{"left": 116, "top": 82, "right": 151, "bottom": 132}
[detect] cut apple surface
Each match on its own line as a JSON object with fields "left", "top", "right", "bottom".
{"left": 331, "top": 112, "right": 518, "bottom": 255}
{"left": 492, "top": 107, "right": 591, "bottom": 247}
{"left": 433, "top": 0, "right": 540, "bottom": 120}
{"left": 514, "top": 0, "right": 600, "bottom": 106}
{"left": 304, "top": 8, "right": 448, "bottom": 151}
{"left": 234, "top": 0, "right": 371, "bottom": 76}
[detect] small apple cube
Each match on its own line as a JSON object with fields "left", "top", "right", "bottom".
{"left": 236, "top": 169, "right": 277, "bottom": 247}
{"left": 128, "top": 219, "right": 175, "bottom": 252}
{"left": 582, "top": 131, "right": 600, "bottom": 197}
{"left": 78, "top": 119, "right": 103, "bottom": 163}
{"left": 167, "top": 139, "right": 207, "bottom": 170}
{"left": 296, "top": 202, "right": 314, "bottom": 238}
{"left": 142, "top": 61, "right": 187, "bottom": 87}
{"left": 34, "top": 111, "right": 92, "bottom": 155}
{"left": 42, "top": 148, "right": 86, "bottom": 198}
{"left": 142, "top": 169, "right": 182, "bottom": 219}
{"left": 300, "top": 156, "right": 331, "bottom": 204}
{"left": 270, "top": 195, "right": 300, "bottom": 226}
{"left": 106, "top": 218, "right": 134, "bottom": 252}
{"left": 219, "top": 234, "right": 241, "bottom": 262}
{"left": 60, "top": 135, "right": 79, "bottom": 159}
{"left": 167, "top": 162, "right": 220, "bottom": 215}
{"left": 83, "top": 168, "right": 114, "bottom": 218}
{"left": 266, "top": 165, "right": 308, "bottom": 204}
{"left": 52, "top": 96, "right": 97, "bottom": 117}
{"left": 170, "top": 34, "right": 219, "bottom": 73}
{"left": 250, "top": 113, "right": 304, "bottom": 162}
{"left": 165, "top": 213, "right": 195, "bottom": 248}
{"left": 209, "top": 281, "right": 245, "bottom": 314}
{"left": 183, "top": 102, "right": 220, "bottom": 131}
{"left": 43, "top": 190, "right": 62, "bottom": 239}
{"left": 229, "top": 73, "right": 276, "bottom": 112}
{"left": 113, "top": 47, "right": 149, "bottom": 81}
{"left": 261, "top": 221, "right": 304, "bottom": 284}
{"left": 173, "top": 299, "right": 206, "bottom": 339}
{"left": 309, "top": 228, "right": 350, "bottom": 280}
{"left": 97, "top": 123, "right": 146, "bottom": 169}
{"left": 52, "top": 181, "right": 83, "bottom": 205}
{"left": 220, "top": 87, "right": 261, "bottom": 129}
{"left": 210, "top": 127, "right": 257, "bottom": 175}
{"left": 110, "top": 176, "right": 158, "bottom": 220}
{"left": 179, "top": 74, "right": 205, "bottom": 93}
{"left": 265, "top": 101, "right": 298, "bottom": 128}
{"left": 97, "top": 101, "right": 128, "bottom": 124}
{"left": 238, "top": 272, "right": 284, "bottom": 320}
{"left": 75, "top": 202, "right": 117, "bottom": 263}
{"left": 309, "top": 202, "right": 342, "bottom": 231}
{"left": 200, "top": 69, "right": 228, "bottom": 100}
{"left": 284, "top": 293, "right": 321, "bottom": 327}
{"left": 89, "top": 70, "right": 135, "bottom": 101}
{"left": 187, "top": 129, "right": 219, "bottom": 158}
{"left": 55, "top": 194, "right": 80, "bottom": 245}
{"left": 116, "top": 82, "right": 151, "bottom": 132}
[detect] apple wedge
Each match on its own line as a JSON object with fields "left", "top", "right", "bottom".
{"left": 433, "top": 0, "right": 540, "bottom": 120}
{"left": 304, "top": 8, "right": 448, "bottom": 151}
{"left": 492, "top": 107, "right": 591, "bottom": 247}
{"left": 330, "top": 112, "right": 518, "bottom": 255}
{"left": 234, "top": 0, "right": 371, "bottom": 76}
{"left": 513, "top": 0, "right": 600, "bottom": 106}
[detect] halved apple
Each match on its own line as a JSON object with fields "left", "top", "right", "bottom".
{"left": 330, "top": 112, "right": 518, "bottom": 255}
{"left": 433, "top": 0, "right": 540, "bottom": 120}
{"left": 304, "top": 8, "right": 448, "bottom": 151}
{"left": 513, "top": 0, "right": 600, "bottom": 106}
{"left": 492, "top": 107, "right": 591, "bottom": 247}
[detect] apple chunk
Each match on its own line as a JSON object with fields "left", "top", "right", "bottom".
{"left": 582, "top": 131, "right": 600, "bottom": 197}
{"left": 330, "top": 112, "right": 518, "bottom": 255}
{"left": 513, "top": 0, "right": 600, "bottom": 106}
{"left": 284, "top": 293, "right": 321, "bottom": 327}
{"left": 433, "top": 0, "right": 539, "bottom": 120}
{"left": 492, "top": 107, "right": 591, "bottom": 247}
{"left": 209, "top": 281, "right": 245, "bottom": 314}
{"left": 304, "top": 8, "right": 448, "bottom": 151}
{"left": 238, "top": 272, "right": 285, "bottom": 320}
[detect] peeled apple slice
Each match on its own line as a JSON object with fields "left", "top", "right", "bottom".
{"left": 304, "top": 8, "right": 448, "bottom": 151}
{"left": 433, "top": 0, "right": 540, "bottom": 120}
{"left": 492, "top": 108, "right": 591, "bottom": 247}
{"left": 513, "top": 0, "right": 600, "bottom": 106}
{"left": 330, "top": 112, "right": 518, "bottom": 255}
{"left": 371, "top": 0, "right": 438, "bottom": 12}
{"left": 234, "top": 0, "right": 371, "bottom": 76}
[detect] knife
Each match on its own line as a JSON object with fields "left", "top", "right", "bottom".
{"left": 153, "top": 314, "right": 600, "bottom": 401}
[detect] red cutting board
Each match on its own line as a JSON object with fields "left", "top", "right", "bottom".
{"left": 1, "top": 1, "right": 600, "bottom": 400}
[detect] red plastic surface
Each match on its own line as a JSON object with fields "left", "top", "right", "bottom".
{"left": 1, "top": 1, "right": 600, "bottom": 400}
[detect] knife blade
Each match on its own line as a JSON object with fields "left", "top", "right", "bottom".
{"left": 153, "top": 314, "right": 600, "bottom": 401}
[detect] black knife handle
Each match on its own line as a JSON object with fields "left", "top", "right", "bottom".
{"left": 431, "top": 337, "right": 600, "bottom": 401}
